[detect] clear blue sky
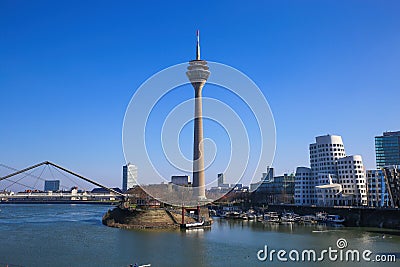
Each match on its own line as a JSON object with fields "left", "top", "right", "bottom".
{"left": 1, "top": 0, "right": 399, "bottom": 188}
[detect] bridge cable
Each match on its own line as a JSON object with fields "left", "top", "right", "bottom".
{"left": 32, "top": 165, "right": 46, "bottom": 189}
{"left": 47, "top": 165, "right": 70, "bottom": 191}
{"left": 0, "top": 163, "right": 49, "bottom": 187}
{"left": 52, "top": 165, "right": 86, "bottom": 191}
{"left": 3, "top": 167, "right": 40, "bottom": 191}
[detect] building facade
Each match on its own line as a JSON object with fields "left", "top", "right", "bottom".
{"left": 294, "top": 167, "right": 313, "bottom": 205}
{"left": 382, "top": 166, "right": 400, "bottom": 207}
{"left": 171, "top": 175, "right": 190, "bottom": 186}
{"left": 44, "top": 180, "right": 60, "bottom": 192}
{"left": 217, "top": 173, "right": 229, "bottom": 188}
{"left": 375, "top": 131, "right": 400, "bottom": 168}
{"left": 336, "top": 155, "right": 367, "bottom": 206}
{"left": 366, "top": 169, "right": 389, "bottom": 207}
{"left": 251, "top": 167, "right": 295, "bottom": 204}
{"left": 122, "top": 163, "right": 138, "bottom": 192}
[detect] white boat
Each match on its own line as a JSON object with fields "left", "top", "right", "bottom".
{"left": 281, "top": 212, "right": 300, "bottom": 223}
{"left": 315, "top": 212, "right": 328, "bottom": 222}
{"left": 224, "top": 211, "right": 241, "bottom": 219}
{"left": 264, "top": 212, "right": 280, "bottom": 223}
{"left": 247, "top": 214, "right": 256, "bottom": 220}
{"left": 183, "top": 221, "right": 205, "bottom": 229}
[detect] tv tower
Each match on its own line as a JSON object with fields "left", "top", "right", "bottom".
{"left": 186, "top": 30, "right": 210, "bottom": 200}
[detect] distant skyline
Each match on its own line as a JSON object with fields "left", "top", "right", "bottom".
{"left": 1, "top": 1, "right": 400, "bottom": 188}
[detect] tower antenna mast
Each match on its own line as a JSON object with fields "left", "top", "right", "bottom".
{"left": 196, "top": 30, "right": 200, "bottom": 60}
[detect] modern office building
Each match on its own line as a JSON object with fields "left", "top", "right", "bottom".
{"left": 44, "top": 180, "right": 60, "bottom": 192}
{"left": 295, "top": 134, "right": 368, "bottom": 206}
{"left": 375, "top": 131, "right": 400, "bottom": 168}
{"left": 382, "top": 166, "right": 400, "bottom": 207}
{"left": 171, "top": 175, "right": 190, "bottom": 186}
{"left": 122, "top": 163, "right": 138, "bottom": 192}
{"left": 366, "top": 169, "right": 389, "bottom": 207}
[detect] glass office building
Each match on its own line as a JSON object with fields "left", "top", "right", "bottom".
{"left": 375, "top": 131, "right": 400, "bottom": 168}
{"left": 44, "top": 180, "right": 60, "bottom": 192}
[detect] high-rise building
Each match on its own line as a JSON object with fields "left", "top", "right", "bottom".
{"left": 295, "top": 134, "right": 368, "bottom": 206}
{"left": 366, "top": 169, "right": 389, "bottom": 207}
{"left": 382, "top": 166, "right": 400, "bottom": 207}
{"left": 217, "top": 173, "right": 229, "bottom": 188}
{"left": 122, "top": 163, "right": 137, "bottom": 192}
{"left": 186, "top": 30, "right": 210, "bottom": 200}
{"left": 44, "top": 180, "right": 60, "bottom": 192}
{"left": 217, "top": 173, "right": 224, "bottom": 186}
{"left": 310, "top": 135, "right": 346, "bottom": 206}
{"left": 375, "top": 131, "right": 400, "bottom": 168}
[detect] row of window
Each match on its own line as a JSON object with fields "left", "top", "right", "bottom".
{"left": 295, "top": 181, "right": 315, "bottom": 185}
{"left": 369, "top": 190, "right": 384, "bottom": 193}
{"left": 338, "top": 170, "right": 364, "bottom": 174}
{"left": 311, "top": 153, "right": 346, "bottom": 158}
{"left": 294, "top": 190, "right": 314, "bottom": 194}
{"left": 294, "top": 195, "right": 314, "bottom": 199}
{"left": 310, "top": 147, "right": 345, "bottom": 154}
{"left": 295, "top": 177, "right": 314, "bottom": 181}
{"left": 315, "top": 143, "right": 344, "bottom": 148}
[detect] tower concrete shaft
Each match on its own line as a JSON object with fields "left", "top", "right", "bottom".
{"left": 192, "top": 81, "right": 206, "bottom": 199}
{"left": 186, "top": 31, "right": 210, "bottom": 201}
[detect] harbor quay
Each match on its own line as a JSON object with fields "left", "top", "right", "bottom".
{"left": 258, "top": 204, "right": 400, "bottom": 229}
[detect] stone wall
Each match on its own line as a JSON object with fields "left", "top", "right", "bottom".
{"left": 102, "top": 207, "right": 179, "bottom": 229}
{"left": 266, "top": 205, "right": 400, "bottom": 229}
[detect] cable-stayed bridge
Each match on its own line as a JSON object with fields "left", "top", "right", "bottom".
{"left": 0, "top": 161, "right": 125, "bottom": 204}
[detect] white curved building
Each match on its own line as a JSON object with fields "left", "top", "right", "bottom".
{"left": 295, "top": 134, "right": 368, "bottom": 206}
{"left": 337, "top": 155, "right": 367, "bottom": 206}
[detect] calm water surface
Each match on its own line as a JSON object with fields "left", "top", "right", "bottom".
{"left": 0, "top": 204, "right": 399, "bottom": 267}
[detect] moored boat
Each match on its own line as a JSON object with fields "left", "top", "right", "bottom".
{"left": 281, "top": 212, "right": 300, "bottom": 223}
{"left": 247, "top": 214, "right": 256, "bottom": 220}
{"left": 315, "top": 211, "right": 328, "bottom": 222}
{"left": 263, "top": 212, "right": 280, "bottom": 223}
{"left": 224, "top": 211, "right": 241, "bottom": 219}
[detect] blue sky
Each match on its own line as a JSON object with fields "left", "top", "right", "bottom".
{"left": 1, "top": 0, "right": 399, "bottom": 188}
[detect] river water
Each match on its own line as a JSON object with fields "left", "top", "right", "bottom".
{"left": 0, "top": 204, "right": 399, "bottom": 267}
